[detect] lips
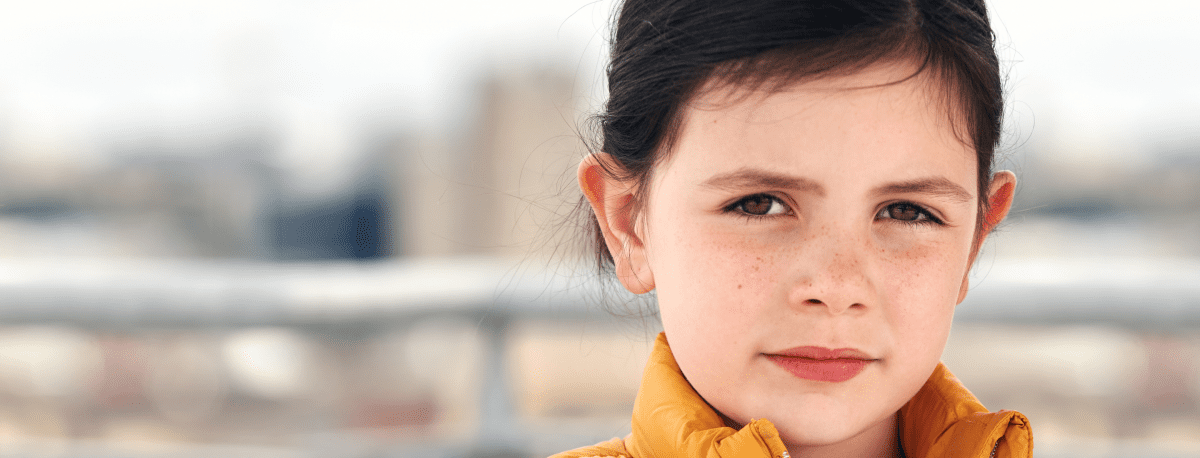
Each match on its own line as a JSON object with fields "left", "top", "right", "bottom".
{"left": 765, "top": 346, "right": 875, "bottom": 383}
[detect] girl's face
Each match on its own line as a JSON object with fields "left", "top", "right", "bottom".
{"left": 582, "top": 60, "right": 1017, "bottom": 454}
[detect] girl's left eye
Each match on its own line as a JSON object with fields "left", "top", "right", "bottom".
{"left": 727, "top": 194, "right": 790, "bottom": 217}
{"left": 876, "top": 202, "right": 942, "bottom": 224}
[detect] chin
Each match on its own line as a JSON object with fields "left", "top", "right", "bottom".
{"left": 744, "top": 395, "right": 893, "bottom": 448}
{"left": 776, "top": 416, "right": 865, "bottom": 447}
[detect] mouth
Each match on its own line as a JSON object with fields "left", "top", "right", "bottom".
{"left": 764, "top": 346, "right": 876, "bottom": 383}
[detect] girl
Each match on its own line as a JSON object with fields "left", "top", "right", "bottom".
{"left": 557, "top": 0, "right": 1031, "bottom": 457}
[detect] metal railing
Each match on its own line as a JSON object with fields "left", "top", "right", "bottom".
{"left": 0, "top": 255, "right": 1197, "bottom": 457}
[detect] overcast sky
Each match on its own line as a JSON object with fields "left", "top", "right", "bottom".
{"left": 989, "top": 0, "right": 1200, "bottom": 165}
{"left": 0, "top": 0, "right": 1196, "bottom": 172}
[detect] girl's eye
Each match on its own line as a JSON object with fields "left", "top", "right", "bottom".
{"left": 728, "top": 194, "right": 790, "bottom": 217}
{"left": 876, "top": 202, "right": 942, "bottom": 224}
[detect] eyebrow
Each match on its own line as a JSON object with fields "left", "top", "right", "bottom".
{"left": 701, "top": 168, "right": 825, "bottom": 196}
{"left": 701, "top": 169, "right": 973, "bottom": 202}
{"left": 872, "top": 177, "right": 973, "bottom": 203}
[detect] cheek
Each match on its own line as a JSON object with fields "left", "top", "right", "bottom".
{"left": 647, "top": 215, "right": 785, "bottom": 338}
{"left": 647, "top": 216, "right": 792, "bottom": 399}
{"left": 876, "top": 224, "right": 975, "bottom": 291}
{"left": 877, "top": 236, "right": 969, "bottom": 354}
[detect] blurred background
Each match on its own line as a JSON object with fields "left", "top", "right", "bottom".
{"left": 0, "top": 0, "right": 1197, "bottom": 457}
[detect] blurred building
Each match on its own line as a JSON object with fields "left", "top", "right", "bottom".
{"left": 0, "top": 63, "right": 584, "bottom": 262}
{"left": 389, "top": 65, "right": 584, "bottom": 260}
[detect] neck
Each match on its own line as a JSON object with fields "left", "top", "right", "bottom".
{"left": 787, "top": 412, "right": 902, "bottom": 458}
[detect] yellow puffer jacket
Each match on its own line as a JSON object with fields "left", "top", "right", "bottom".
{"left": 552, "top": 333, "right": 1032, "bottom": 458}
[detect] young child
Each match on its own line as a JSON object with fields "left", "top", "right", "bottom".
{"left": 556, "top": 0, "right": 1032, "bottom": 457}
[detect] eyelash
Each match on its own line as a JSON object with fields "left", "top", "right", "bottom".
{"left": 723, "top": 193, "right": 792, "bottom": 220}
{"left": 723, "top": 195, "right": 945, "bottom": 226}
{"left": 875, "top": 201, "right": 945, "bottom": 226}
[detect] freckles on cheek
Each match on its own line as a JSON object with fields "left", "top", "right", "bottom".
{"left": 666, "top": 228, "right": 779, "bottom": 312}
{"left": 719, "top": 254, "right": 784, "bottom": 324}
{"left": 882, "top": 233, "right": 971, "bottom": 270}
{"left": 879, "top": 239, "right": 967, "bottom": 318}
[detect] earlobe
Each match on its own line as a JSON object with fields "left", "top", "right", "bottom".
{"left": 578, "top": 154, "right": 655, "bottom": 294}
{"left": 958, "top": 170, "right": 1017, "bottom": 304}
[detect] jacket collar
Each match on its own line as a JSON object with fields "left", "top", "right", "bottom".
{"left": 899, "top": 363, "right": 1033, "bottom": 457}
{"left": 625, "top": 333, "right": 1032, "bottom": 458}
{"left": 625, "top": 333, "right": 790, "bottom": 458}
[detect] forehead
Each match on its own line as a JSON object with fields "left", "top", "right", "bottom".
{"left": 656, "top": 61, "right": 977, "bottom": 192}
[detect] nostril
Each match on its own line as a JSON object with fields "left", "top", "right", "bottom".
{"left": 804, "top": 299, "right": 823, "bottom": 305}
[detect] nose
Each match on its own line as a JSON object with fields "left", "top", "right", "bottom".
{"left": 797, "top": 296, "right": 860, "bottom": 315}
{"left": 787, "top": 229, "right": 876, "bottom": 315}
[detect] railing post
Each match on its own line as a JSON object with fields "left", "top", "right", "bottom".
{"left": 471, "top": 311, "right": 524, "bottom": 457}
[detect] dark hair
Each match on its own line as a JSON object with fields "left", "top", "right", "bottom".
{"left": 583, "top": 0, "right": 1002, "bottom": 272}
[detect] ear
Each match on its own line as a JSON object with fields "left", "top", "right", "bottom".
{"left": 957, "top": 170, "right": 1016, "bottom": 303}
{"left": 578, "top": 153, "right": 655, "bottom": 294}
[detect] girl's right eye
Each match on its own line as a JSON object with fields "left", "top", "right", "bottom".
{"left": 726, "top": 194, "right": 790, "bottom": 217}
